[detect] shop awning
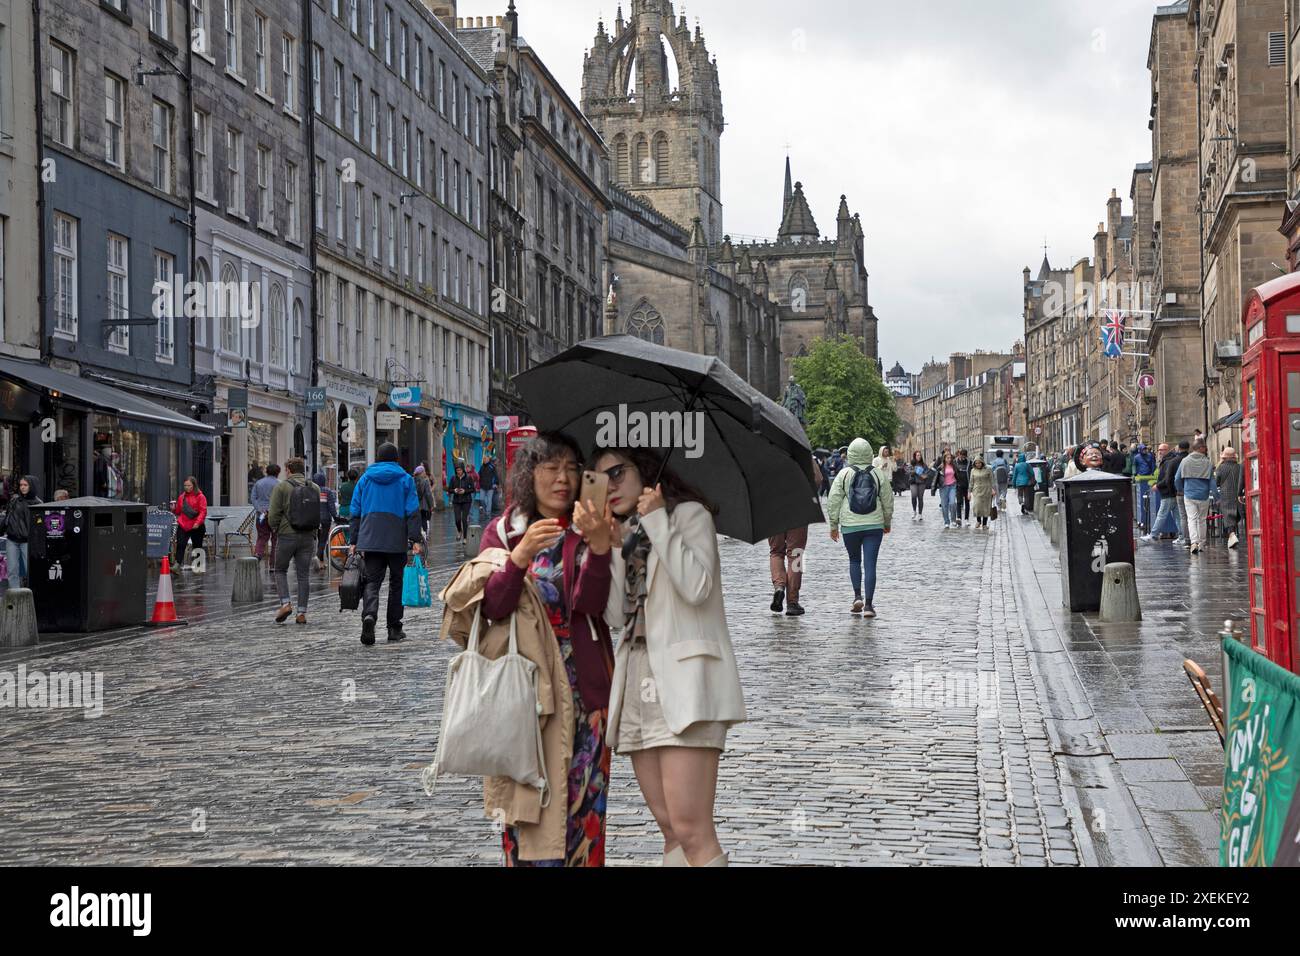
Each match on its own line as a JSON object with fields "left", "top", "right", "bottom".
{"left": 0, "top": 357, "right": 215, "bottom": 441}
{"left": 1212, "top": 409, "right": 1244, "bottom": 432}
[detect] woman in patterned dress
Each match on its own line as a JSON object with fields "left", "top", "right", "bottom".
{"left": 478, "top": 433, "right": 616, "bottom": 866}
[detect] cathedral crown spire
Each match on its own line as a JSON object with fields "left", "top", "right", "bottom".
{"left": 778, "top": 181, "right": 819, "bottom": 241}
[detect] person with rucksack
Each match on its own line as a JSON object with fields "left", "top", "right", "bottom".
{"left": 827, "top": 438, "right": 893, "bottom": 618}
{"left": 349, "top": 442, "right": 424, "bottom": 646}
{"left": 268, "top": 458, "right": 321, "bottom": 625}
{"left": 907, "top": 451, "right": 931, "bottom": 520}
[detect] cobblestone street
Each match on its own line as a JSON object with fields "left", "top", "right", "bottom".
{"left": 0, "top": 503, "right": 1233, "bottom": 866}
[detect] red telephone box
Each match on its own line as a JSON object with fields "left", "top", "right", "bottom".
{"left": 1240, "top": 272, "right": 1300, "bottom": 674}
{"left": 504, "top": 426, "right": 537, "bottom": 482}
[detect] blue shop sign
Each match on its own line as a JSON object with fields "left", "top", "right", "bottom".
{"left": 390, "top": 386, "right": 422, "bottom": 408}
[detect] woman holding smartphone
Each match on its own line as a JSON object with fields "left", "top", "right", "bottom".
{"left": 591, "top": 447, "right": 746, "bottom": 867}
{"left": 478, "top": 433, "right": 616, "bottom": 866}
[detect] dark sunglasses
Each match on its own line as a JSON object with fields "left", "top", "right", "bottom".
{"left": 602, "top": 463, "right": 631, "bottom": 485}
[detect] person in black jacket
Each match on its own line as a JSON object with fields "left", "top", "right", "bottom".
{"left": 4, "top": 475, "right": 42, "bottom": 588}
{"left": 952, "top": 449, "right": 972, "bottom": 527}
{"left": 1152, "top": 441, "right": 1187, "bottom": 542}
{"left": 447, "top": 461, "right": 477, "bottom": 542}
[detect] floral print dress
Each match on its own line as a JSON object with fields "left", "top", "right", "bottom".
{"left": 502, "top": 535, "right": 611, "bottom": 867}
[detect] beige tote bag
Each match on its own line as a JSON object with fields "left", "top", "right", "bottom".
{"left": 421, "top": 607, "right": 549, "bottom": 805}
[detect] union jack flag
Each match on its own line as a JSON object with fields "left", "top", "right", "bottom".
{"left": 1101, "top": 311, "right": 1126, "bottom": 358}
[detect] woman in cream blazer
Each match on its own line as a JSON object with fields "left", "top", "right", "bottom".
{"left": 587, "top": 448, "right": 746, "bottom": 867}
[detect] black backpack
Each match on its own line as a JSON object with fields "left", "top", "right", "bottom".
{"left": 847, "top": 466, "right": 880, "bottom": 515}
{"left": 288, "top": 480, "right": 321, "bottom": 532}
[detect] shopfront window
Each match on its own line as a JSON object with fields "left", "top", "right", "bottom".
{"left": 247, "top": 420, "right": 277, "bottom": 477}
{"left": 94, "top": 416, "right": 148, "bottom": 502}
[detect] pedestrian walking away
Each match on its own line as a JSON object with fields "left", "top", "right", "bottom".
{"left": 3, "top": 475, "right": 41, "bottom": 588}
{"left": 969, "top": 456, "right": 994, "bottom": 529}
{"left": 338, "top": 467, "right": 358, "bottom": 520}
{"left": 828, "top": 438, "right": 893, "bottom": 616}
{"left": 447, "top": 462, "right": 476, "bottom": 543}
{"left": 768, "top": 525, "right": 808, "bottom": 615}
{"left": 251, "top": 464, "right": 281, "bottom": 564}
{"left": 992, "top": 450, "right": 1010, "bottom": 511}
{"left": 312, "top": 471, "right": 338, "bottom": 570}
{"left": 596, "top": 444, "right": 746, "bottom": 867}
{"left": 269, "top": 459, "right": 321, "bottom": 625}
{"left": 474, "top": 432, "right": 616, "bottom": 866}
{"left": 1176, "top": 440, "right": 1215, "bottom": 555}
{"left": 413, "top": 464, "right": 434, "bottom": 539}
{"left": 1215, "top": 447, "right": 1245, "bottom": 549}
{"left": 172, "top": 477, "right": 208, "bottom": 566}
{"left": 350, "top": 442, "right": 424, "bottom": 645}
{"left": 478, "top": 455, "right": 500, "bottom": 519}
{"left": 931, "top": 451, "right": 959, "bottom": 528}
{"left": 907, "top": 451, "right": 931, "bottom": 520}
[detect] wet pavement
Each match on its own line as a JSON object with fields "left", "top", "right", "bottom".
{"left": 1008, "top": 504, "right": 1237, "bottom": 866}
{"left": 0, "top": 496, "right": 1239, "bottom": 865}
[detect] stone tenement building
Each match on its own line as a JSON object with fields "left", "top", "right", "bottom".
{"left": 461, "top": 7, "right": 610, "bottom": 418}
{"left": 912, "top": 350, "right": 1022, "bottom": 462}
{"left": 1189, "top": 0, "right": 1288, "bottom": 457}
{"left": 580, "top": 0, "right": 877, "bottom": 396}
{"left": 1147, "top": 3, "right": 1204, "bottom": 448}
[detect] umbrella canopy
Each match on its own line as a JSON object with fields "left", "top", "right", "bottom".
{"left": 513, "top": 335, "right": 824, "bottom": 543}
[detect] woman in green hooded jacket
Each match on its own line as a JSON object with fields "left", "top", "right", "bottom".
{"left": 827, "top": 438, "right": 893, "bottom": 618}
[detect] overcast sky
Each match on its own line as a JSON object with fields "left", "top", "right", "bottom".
{"left": 463, "top": 0, "right": 1157, "bottom": 371}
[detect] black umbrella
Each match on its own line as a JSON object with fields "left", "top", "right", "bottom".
{"left": 513, "top": 335, "right": 824, "bottom": 543}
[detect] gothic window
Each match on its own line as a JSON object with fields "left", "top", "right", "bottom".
{"left": 789, "top": 274, "right": 810, "bottom": 314}
{"left": 634, "top": 134, "right": 651, "bottom": 184}
{"left": 652, "top": 132, "right": 669, "bottom": 185}
{"left": 627, "top": 302, "right": 665, "bottom": 345}
{"left": 613, "top": 134, "right": 629, "bottom": 183}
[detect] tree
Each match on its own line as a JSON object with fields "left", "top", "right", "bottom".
{"left": 791, "top": 336, "right": 900, "bottom": 451}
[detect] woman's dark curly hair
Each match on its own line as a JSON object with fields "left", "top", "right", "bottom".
{"left": 589, "top": 446, "right": 718, "bottom": 516}
{"left": 505, "top": 431, "right": 584, "bottom": 520}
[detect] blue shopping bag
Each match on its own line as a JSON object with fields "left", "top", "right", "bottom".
{"left": 402, "top": 559, "right": 432, "bottom": 608}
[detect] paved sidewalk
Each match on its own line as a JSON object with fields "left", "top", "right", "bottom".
{"left": 1006, "top": 506, "right": 1237, "bottom": 866}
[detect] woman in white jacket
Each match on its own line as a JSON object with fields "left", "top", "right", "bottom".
{"left": 587, "top": 447, "right": 746, "bottom": 867}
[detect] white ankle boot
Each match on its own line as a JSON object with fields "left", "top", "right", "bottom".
{"left": 685, "top": 851, "right": 729, "bottom": 867}
{"left": 662, "top": 845, "right": 687, "bottom": 867}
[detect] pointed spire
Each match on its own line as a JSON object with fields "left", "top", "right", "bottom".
{"left": 837, "top": 194, "right": 851, "bottom": 222}
{"left": 737, "top": 249, "right": 754, "bottom": 274}
{"left": 718, "top": 235, "right": 734, "bottom": 262}
{"left": 754, "top": 261, "right": 770, "bottom": 288}
{"left": 778, "top": 181, "right": 819, "bottom": 241}
{"left": 783, "top": 156, "right": 793, "bottom": 220}
{"left": 1036, "top": 254, "right": 1052, "bottom": 281}
{"left": 688, "top": 216, "right": 706, "bottom": 249}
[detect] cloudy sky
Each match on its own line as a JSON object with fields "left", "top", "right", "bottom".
{"left": 463, "top": 0, "right": 1158, "bottom": 371}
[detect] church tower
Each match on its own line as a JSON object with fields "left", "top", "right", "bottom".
{"left": 582, "top": 1, "right": 725, "bottom": 244}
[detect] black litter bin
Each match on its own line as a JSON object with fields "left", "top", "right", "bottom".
{"left": 1057, "top": 471, "right": 1135, "bottom": 612}
{"left": 29, "top": 497, "right": 147, "bottom": 632}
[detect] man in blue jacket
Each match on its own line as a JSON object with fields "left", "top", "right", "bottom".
{"left": 349, "top": 442, "right": 423, "bottom": 645}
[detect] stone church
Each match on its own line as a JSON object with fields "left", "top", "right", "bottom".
{"left": 581, "top": 0, "right": 878, "bottom": 398}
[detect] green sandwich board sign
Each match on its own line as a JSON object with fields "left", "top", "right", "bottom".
{"left": 1221, "top": 637, "right": 1300, "bottom": 866}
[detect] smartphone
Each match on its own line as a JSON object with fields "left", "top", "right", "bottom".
{"left": 580, "top": 470, "right": 610, "bottom": 516}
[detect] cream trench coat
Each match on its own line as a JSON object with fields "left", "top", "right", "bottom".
{"left": 604, "top": 502, "right": 746, "bottom": 750}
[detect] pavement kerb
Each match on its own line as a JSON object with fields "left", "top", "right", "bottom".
{"left": 1005, "top": 513, "right": 1166, "bottom": 867}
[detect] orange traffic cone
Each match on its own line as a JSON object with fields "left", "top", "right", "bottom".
{"left": 145, "top": 556, "right": 187, "bottom": 627}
